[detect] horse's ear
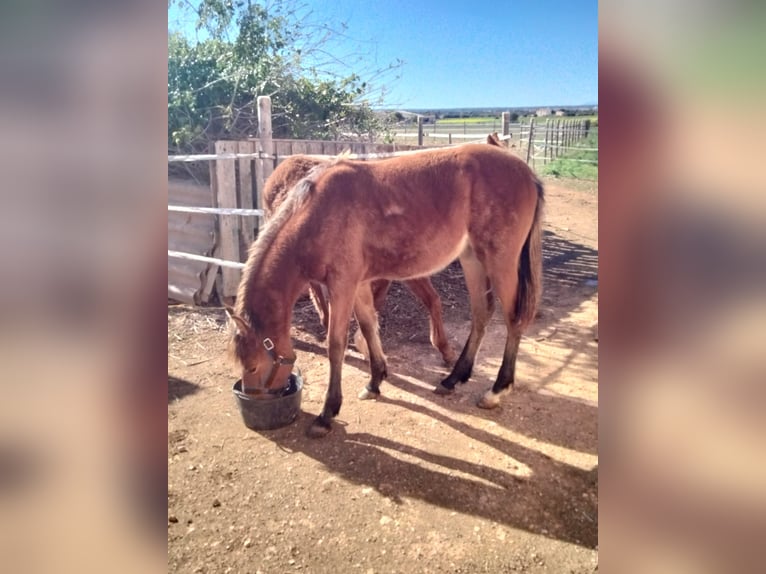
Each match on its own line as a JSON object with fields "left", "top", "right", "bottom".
{"left": 487, "top": 132, "right": 501, "bottom": 146}
{"left": 224, "top": 306, "right": 251, "bottom": 336}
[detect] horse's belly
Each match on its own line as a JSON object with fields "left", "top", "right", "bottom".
{"left": 367, "top": 233, "right": 468, "bottom": 280}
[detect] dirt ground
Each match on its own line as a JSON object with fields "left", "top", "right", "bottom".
{"left": 168, "top": 177, "right": 598, "bottom": 573}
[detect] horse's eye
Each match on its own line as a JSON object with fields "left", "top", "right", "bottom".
{"left": 247, "top": 366, "right": 257, "bottom": 374}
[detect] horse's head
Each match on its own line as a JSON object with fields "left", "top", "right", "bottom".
{"left": 226, "top": 306, "right": 296, "bottom": 395}
{"left": 486, "top": 132, "right": 503, "bottom": 147}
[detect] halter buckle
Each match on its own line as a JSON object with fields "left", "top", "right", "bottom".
{"left": 262, "top": 338, "right": 275, "bottom": 351}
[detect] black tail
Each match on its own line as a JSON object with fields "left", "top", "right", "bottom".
{"left": 514, "top": 177, "right": 544, "bottom": 328}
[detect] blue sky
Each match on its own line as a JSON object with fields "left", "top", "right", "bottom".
{"left": 169, "top": 0, "right": 597, "bottom": 109}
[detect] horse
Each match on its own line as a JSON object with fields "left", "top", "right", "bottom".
{"left": 262, "top": 154, "right": 457, "bottom": 366}
{"left": 259, "top": 134, "right": 506, "bottom": 365}
{"left": 228, "top": 141, "right": 543, "bottom": 438}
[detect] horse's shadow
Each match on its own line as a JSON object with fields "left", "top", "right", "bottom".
{"left": 292, "top": 337, "right": 597, "bottom": 457}
{"left": 260, "top": 397, "right": 597, "bottom": 549}
{"left": 295, "top": 230, "right": 598, "bottom": 466}
{"left": 541, "top": 229, "right": 598, "bottom": 291}
{"left": 388, "top": 367, "right": 597, "bottom": 455}
{"left": 168, "top": 375, "right": 200, "bottom": 403}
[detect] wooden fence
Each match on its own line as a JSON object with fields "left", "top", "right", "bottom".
{"left": 169, "top": 96, "right": 430, "bottom": 303}
{"left": 168, "top": 98, "right": 594, "bottom": 304}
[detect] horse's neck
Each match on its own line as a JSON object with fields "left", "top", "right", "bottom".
{"left": 248, "top": 246, "right": 307, "bottom": 336}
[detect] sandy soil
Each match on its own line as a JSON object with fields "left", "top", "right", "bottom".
{"left": 168, "top": 177, "right": 598, "bottom": 573}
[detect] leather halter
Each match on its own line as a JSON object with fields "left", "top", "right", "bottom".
{"left": 241, "top": 337, "right": 296, "bottom": 396}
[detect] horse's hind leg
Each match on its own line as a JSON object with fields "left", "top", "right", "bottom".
{"left": 371, "top": 279, "right": 392, "bottom": 311}
{"left": 435, "top": 246, "right": 495, "bottom": 394}
{"left": 477, "top": 266, "right": 522, "bottom": 409}
{"left": 308, "top": 281, "right": 330, "bottom": 331}
{"left": 352, "top": 279, "right": 390, "bottom": 358}
{"left": 404, "top": 278, "right": 457, "bottom": 366}
{"left": 353, "top": 282, "right": 388, "bottom": 400}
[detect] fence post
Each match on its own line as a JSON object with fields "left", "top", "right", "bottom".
{"left": 214, "top": 140, "right": 241, "bottom": 302}
{"left": 551, "top": 120, "right": 557, "bottom": 157}
{"left": 502, "top": 112, "right": 510, "bottom": 143}
{"left": 237, "top": 140, "right": 256, "bottom": 252}
{"left": 525, "top": 119, "right": 534, "bottom": 164}
{"left": 257, "top": 95, "right": 274, "bottom": 190}
{"left": 543, "top": 119, "right": 550, "bottom": 164}
{"left": 417, "top": 116, "right": 424, "bottom": 146}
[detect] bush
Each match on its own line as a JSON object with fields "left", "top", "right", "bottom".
{"left": 168, "top": 0, "right": 399, "bottom": 154}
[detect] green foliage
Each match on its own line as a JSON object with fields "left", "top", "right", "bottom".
{"left": 538, "top": 132, "right": 598, "bottom": 180}
{"left": 168, "top": 0, "right": 396, "bottom": 153}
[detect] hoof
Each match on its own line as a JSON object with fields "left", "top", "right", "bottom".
{"left": 433, "top": 383, "right": 455, "bottom": 396}
{"left": 477, "top": 395, "right": 500, "bottom": 409}
{"left": 477, "top": 388, "right": 509, "bottom": 410}
{"left": 307, "top": 418, "right": 332, "bottom": 438}
{"left": 358, "top": 387, "right": 380, "bottom": 401}
{"left": 441, "top": 351, "right": 458, "bottom": 367}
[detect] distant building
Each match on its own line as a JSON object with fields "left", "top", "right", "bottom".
{"left": 554, "top": 109, "right": 567, "bottom": 117}
{"left": 535, "top": 108, "right": 552, "bottom": 117}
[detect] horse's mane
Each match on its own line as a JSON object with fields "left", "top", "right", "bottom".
{"left": 233, "top": 160, "right": 331, "bottom": 326}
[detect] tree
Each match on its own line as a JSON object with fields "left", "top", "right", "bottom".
{"left": 168, "top": 0, "right": 402, "bottom": 153}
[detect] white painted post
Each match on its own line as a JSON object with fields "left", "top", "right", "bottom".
{"left": 526, "top": 119, "right": 535, "bottom": 164}
{"left": 257, "top": 96, "right": 274, "bottom": 202}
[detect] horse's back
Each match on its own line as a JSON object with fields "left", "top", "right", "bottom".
{"left": 291, "top": 144, "right": 539, "bottom": 281}
{"left": 352, "top": 144, "right": 536, "bottom": 210}
{"left": 302, "top": 144, "right": 538, "bottom": 226}
{"left": 264, "top": 155, "right": 325, "bottom": 215}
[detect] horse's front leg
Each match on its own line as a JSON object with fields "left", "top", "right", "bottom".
{"left": 308, "top": 281, "right": 356, "bottom": 438}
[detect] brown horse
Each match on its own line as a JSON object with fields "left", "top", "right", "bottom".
{"left": 262, "top": 154, "right": 457, "bottom": 365}
{"left": 229, "top": 142, "right": 543, "bottom": 437}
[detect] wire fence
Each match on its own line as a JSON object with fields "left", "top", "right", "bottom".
{"left": 391, "top": 117, "right": 598, "bottom": 176}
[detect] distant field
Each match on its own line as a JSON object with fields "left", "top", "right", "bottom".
{"left": 520, "top": 114, "right": 598, "bottom": 125}
{"left": 436, "top": 116, "right": 498, "bottom": 124}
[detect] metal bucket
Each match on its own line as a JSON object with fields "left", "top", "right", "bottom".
{"left": 232, "top": 372, "right": 303, "bottom": 430}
